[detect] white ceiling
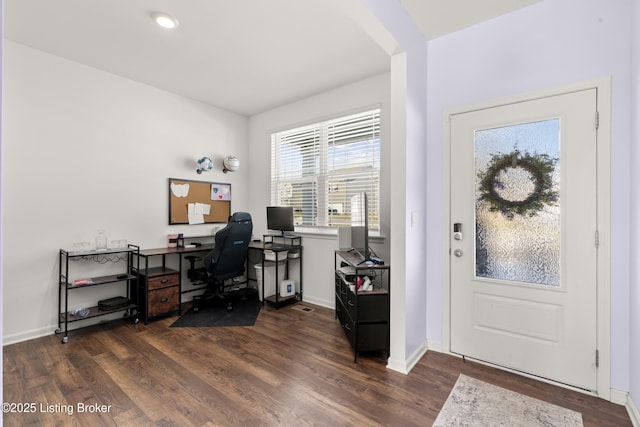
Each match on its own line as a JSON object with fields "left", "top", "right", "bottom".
{"left": 4, "top": 0, "right": 540, "bottom": 117}
{"left": 401, "top": 0, "right": 541, "bottom": 41}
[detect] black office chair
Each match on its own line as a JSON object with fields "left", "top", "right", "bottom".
{"left": 191, "top": 212, "right": 256, "bottom": 312}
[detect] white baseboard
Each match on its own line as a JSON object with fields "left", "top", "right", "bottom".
{"left": 611, "top": 388, "right": 628, "bottom": 405}
{"left": 405, "top": 340, "right": 429, "bottom": 372}
{"left": 609, "top": 388, "right": 640, "bottom": 426}
{"left": 427, "top": 339, "right": 442, "bottom": 353}
{"left": 386, "top": 356, "right": 409, "bottom": 374}
{"left": 626, "top": 392, "right": 640, "bottom": 427}
{"left": 302, "top": 296, "right": 334, "bottom": 310}
{"left": 3, "top": 324, "right": 55, "bottom": 346}
{"left": 386, "top": 339, "right": 429, "bottom": 374}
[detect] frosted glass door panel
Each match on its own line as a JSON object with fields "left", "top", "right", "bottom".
{"left": 475, "top": 119, "right": 560, "bottom": 286}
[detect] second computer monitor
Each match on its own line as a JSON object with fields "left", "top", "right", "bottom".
{"left": 266, "top": 206, "right": 295, "bottom": 236}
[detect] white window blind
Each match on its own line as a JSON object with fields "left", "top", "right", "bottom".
{"left": 271, "top": 109, "right": 380, "bottom": 230}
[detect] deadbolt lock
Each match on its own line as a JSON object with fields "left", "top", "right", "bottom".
{"left": 454, "top": 223, "right": 463, "bottom": 240}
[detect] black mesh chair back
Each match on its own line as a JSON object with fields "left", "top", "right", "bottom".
{"left": 205, "top": 212, "right": 253, "bottom": 282}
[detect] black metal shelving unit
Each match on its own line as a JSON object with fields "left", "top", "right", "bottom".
{"left": 56, "top": 245, "right": 140, "bottom": 343}
{"left": 260, "top": 235, "right": 303, "bottom": 308}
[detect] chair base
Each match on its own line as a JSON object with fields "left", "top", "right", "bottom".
{"left": 192, "top": 286, "right": 258, "bottom": 313}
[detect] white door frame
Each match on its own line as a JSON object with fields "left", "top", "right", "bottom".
{"left": 441, "top": 78, "right": 611, "bottom": 399}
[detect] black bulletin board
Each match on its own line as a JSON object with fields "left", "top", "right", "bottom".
{"left": 168, "top": 178, "right": 231, "bottom": 225}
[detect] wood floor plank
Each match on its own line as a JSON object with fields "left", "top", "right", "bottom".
{"left": 92, "top": 351, "right": 201, "bottom": 426}
{"left": 108, "top": 325, "right": 266, "bottom": 426}
{"left": 65, "top": 350, "right": 137, "bottom": 415}
{"left": 3, "top": 302, "right": 633, "bottom": 427}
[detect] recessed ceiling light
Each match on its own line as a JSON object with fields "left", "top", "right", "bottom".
{"left": 151, "top": 12, "right": 179, "bottom": 29}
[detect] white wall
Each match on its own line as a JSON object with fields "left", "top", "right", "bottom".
{"left": 1, "top": 0, "right": 5, "bottom": 403}
{"left": 402, "top": 45, "right": 429, "bottom": 364}
{"left": 630, "top": 0, "right": 640, "bottom": 412}
{"left": 2, "top": 42, "right": 250, "bottom": 344}
{"left": 361, "top": 0, "right": 430, "bottom": 372}
{"left": 248, "top": 73, "right": 391, "bottom": 309}
{"left": 426, "top": 0, "right": 632, "bottom": 392}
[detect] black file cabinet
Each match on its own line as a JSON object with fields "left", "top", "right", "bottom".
{"left": 334, "top": 250, "right": 390, "bottom": 362}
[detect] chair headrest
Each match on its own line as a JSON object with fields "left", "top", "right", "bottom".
{"left": 230, "top": 212, "right": 252, "bottom": 223}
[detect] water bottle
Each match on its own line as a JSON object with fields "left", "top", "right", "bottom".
{"left": 96, "top": 230, "right": 107, "bottom": 250}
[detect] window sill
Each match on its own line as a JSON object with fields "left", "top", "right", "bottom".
{"left": 291, "top": 227, "right": 386, "bottom": 243}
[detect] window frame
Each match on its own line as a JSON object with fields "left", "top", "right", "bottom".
{"left": 270, "top": 108, "right": 381, "bottom": 232}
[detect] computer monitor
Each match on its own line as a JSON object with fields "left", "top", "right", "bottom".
{"left": 350, "top": 192, "right": 370, "bottom": 262}
{"left": 266, "top": 206, "right": 295, "bottom": 236}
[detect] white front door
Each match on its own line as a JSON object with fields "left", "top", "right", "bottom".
{"left": 449, "top": 88, "right": 598, "bottom": 391}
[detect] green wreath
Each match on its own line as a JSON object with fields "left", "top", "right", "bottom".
{"left": 478, "top": 150, "right": 558, "bottom": 219}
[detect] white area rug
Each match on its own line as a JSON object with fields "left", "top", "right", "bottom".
{"left": 433, "top": 374, "right": 583, "bottom": 427}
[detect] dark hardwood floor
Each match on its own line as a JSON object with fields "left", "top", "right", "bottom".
{"left": 3, "top": 302, "right": 633, "bottom": 426}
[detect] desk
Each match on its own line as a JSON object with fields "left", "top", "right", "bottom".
{"left": 133, "top": 243, "right": 215, "bottom": 324}
{"left": 132, "top": 238, "right": 296, "bottom": 323}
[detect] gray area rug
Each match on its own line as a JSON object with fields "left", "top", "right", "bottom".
{"left": 433, "top": 374, "right": 583, "bottom": 427}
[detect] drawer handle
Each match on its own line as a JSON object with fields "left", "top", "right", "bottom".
{"left": 348, "top": 300, "right": 354, "bottom": 307}
{"left": 161, "top": 298, "right": 168, "bottom": 303}
{"left": 344, "top": 324, "right": 351, "bottom": 331}
{"left": 161, "top": 279, "right": 169, "bottom": 284}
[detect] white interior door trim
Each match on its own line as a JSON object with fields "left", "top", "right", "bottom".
{"left": 441, "top": 78, "right": 611, "bottom": 400}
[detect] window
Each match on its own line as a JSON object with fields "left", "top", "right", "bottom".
{"left": 271, "top": 109, "right": 380, "bottom": 231}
